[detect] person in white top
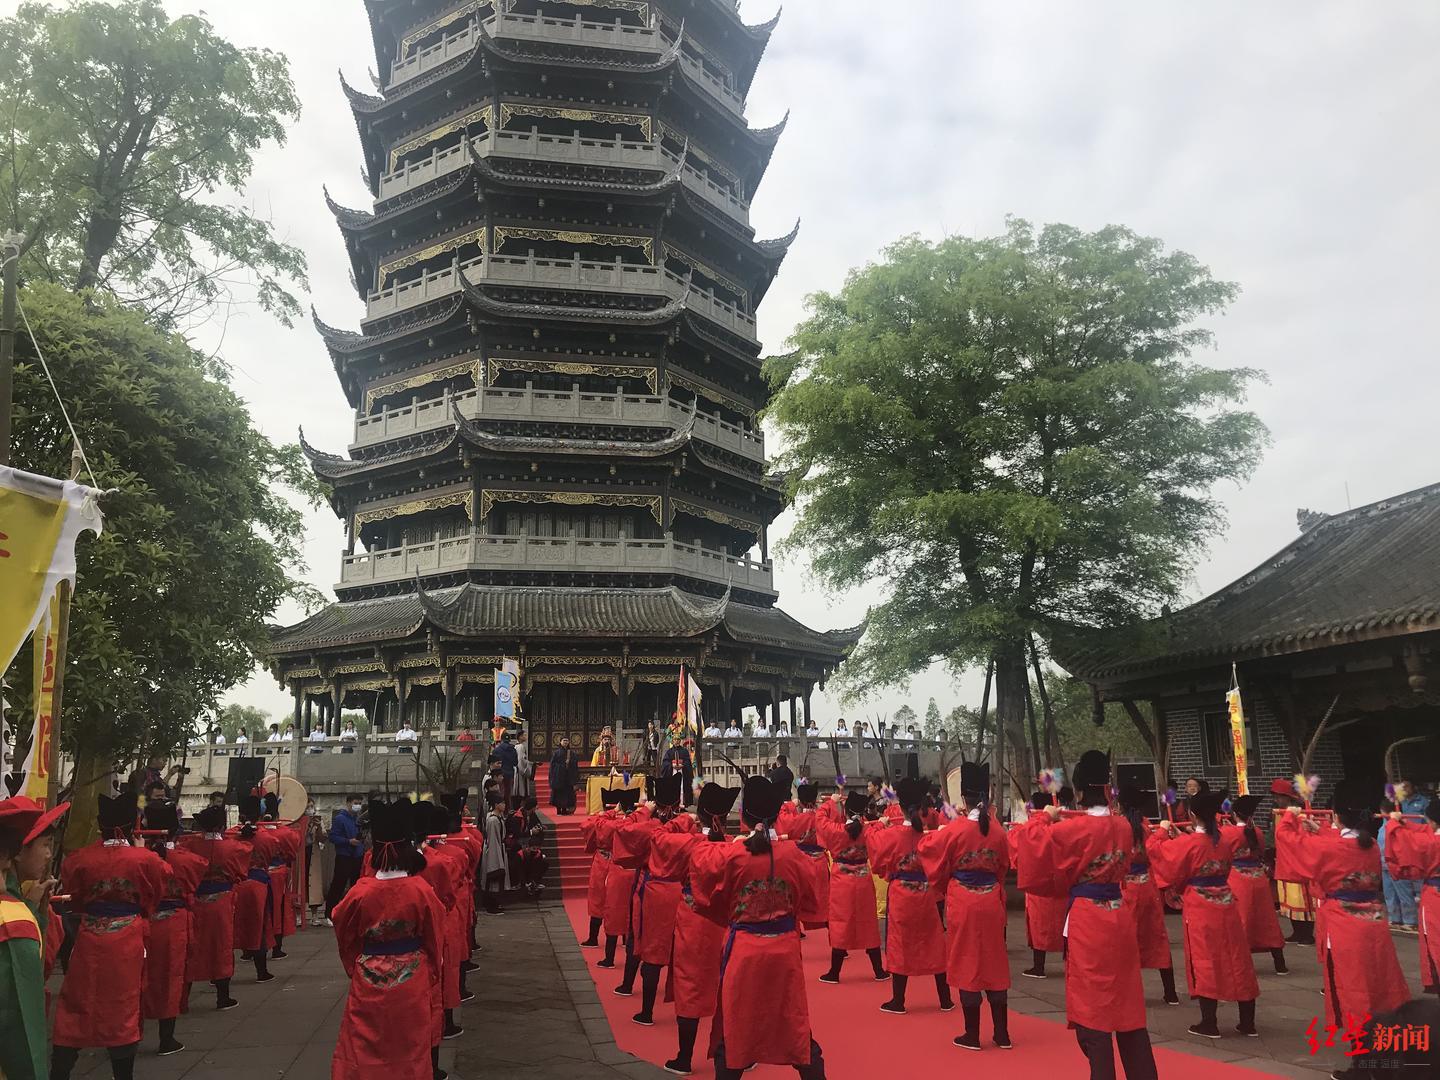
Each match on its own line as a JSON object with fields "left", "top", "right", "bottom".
{"left": 234, "top": 728, "right": 249, "bottom": 745}
{"left": 805, "top": 723, "right": 821, "bottom": 737}
{"left": 283, "top": 723, "right": 295, "bottom": 740}
{"left": 266, "top": 724, "right": 281, "bottom": 743}
{"left": 722, "top": 724, "right": 743, "bottom": 738}
{"left": 753, "top": 721, "right": 772, "bottom": 738}
{"left": 395, "top": 722, "right": 418, "bottom": 742}
{"left": 775, "top": 723, "right": 791, "bottom": 737}
{"left": 308, "top": 726, "right": 329, "bottom": 741}
{"left": 703, "top": 723, "right": 723, "bottom": 737}
{"left": 339, "top": 722, "right": 358, "bottom": 742}
{"left": 905, "top": 726, "right": 920, "bottom": 743}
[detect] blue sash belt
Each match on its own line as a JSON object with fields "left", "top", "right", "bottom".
{"left": 363, "top": 937, "right": 423, "bottom": 956}
{"left": 1187, "top": 875, "right": 1228, "bottom": 889}
{"left": 890, "top": 870, "right": 927, "bottom": 885}
{"left": 951, "top": 870, "right": 998, "bottom": 888}
{"left": 157, "top": 899, "right": 185, "bottom": 912}
{"left": 1231, "top": 858, "right": 1262, "bottom": 869}
{"left": 796, "top": 843, "right": 824, "bottom": 856}
{"left": 1128, "top": 862, "right": 1148, "bottom": 876}
{"left": 247, "top": 868, "right": 272, "bottom": 885}
{"left": 85, "top": 902, "right": 141, "bottom": 917}
{"left": 1425, "top": 878, "right": 1440, "bottom": 890}
{"left": 1069, "top": 882, "right": 1121, "bottom": 902}
{"left": 836, "top": 857, "right": 867, "bottom": 866}
{"left": 196, "top": 880, "right": 232, "bottom": 895}
{"left": 1327, "top": 889, "right": 1381, "bottom": 903}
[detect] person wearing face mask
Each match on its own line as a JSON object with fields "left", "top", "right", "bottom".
{"left": 326, "top": 796, "right": 366, "bottom": 922}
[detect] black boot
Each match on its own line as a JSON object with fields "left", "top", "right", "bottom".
{"left": 881, "top": 973, "right": 908, "bottom": 1013}
{"left": 597, "top": 935, "right": 618, "bottom": 968}
{"left": 1293, "top": 920, "right": 1315, "bottom": 946}
{"left": 109, "top": 1047, "right": 137, "bottom": 1080}
{"left": 989, "top": 991, "right": 1011, "bottom": 1049}
{"left": 1190, "top": 996, "right": 1220, "bottom": 1038}
{"left": 51, "top": 1046, "right": 80, "bottom": 1080}
{"left": 634, "top": 962, "right": 660, "bottom": 1025}
{"left": 271, "top": 935, "right": 287, "bottom": 960}
{"left": 819, "top": 948, "right": 845, "bottom": 984}
{"left": 442, "top": 1009, "right": 463, "bottom": 1040}
{"left": 867, "top": 947, "right": 889, "bottom": 981}
{"left": 1159, "top": 966, "right": 1180, "bottom": 1005}
{"left": 1023, "top": 948, "right": 1047, "bottom": 978}
{"left": 158, "top": 1017, "right": 184, "bottom": 1056}
{"left": 666, "top": 1016, "right": 699, "bottom": 1075}
{"left": 431, "top": 1044, "right": 447, "bottom": 1080}
{"left": 953, "top": 992, "right": 982, "bottom": 1050}
{"left": 936, "top": 973, "right": 955, "bottom": 1011}
{"left": 254, "top": 949, "right": 274, "bottom": 983}
{"left": 615, "top": 950, "right": 641, "bottom": 996}
{"left": 1237, "top": 999, "right": 1258, "bottom": 1037}
{"left": 582, "top": 916, "right": 602, "bottom": 948}
{"left": 1272, "top": 947, "right": 1289, "bottom": 975}
{"left": 214, "top": 978, "right": 238, "bottom": 1010}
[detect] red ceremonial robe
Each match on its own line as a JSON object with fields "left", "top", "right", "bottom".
{"left": 262, "top": 823, "right": 302, "bottom": 940}
{"left": 1276, "top": 814, "right": 1409, "bottom": 1024}
{"left": 230, "top": 827, "right": 279, "bottom": 952}
{"left": 1013, "top": 810, "right": 1147, "bottom": 1033}
{"left": 582, "top": 811, "right": 618, "bottom": 919}
{"left": 672, "top": 834, "right": 728, "bottom": 1019}
{"left": 866, "top": 822, "right": 945, "bottom": 976}
{"left": 602, "top": 808, "right": 649, "bottom": 938}
{"left": 1385, "top": 819, "right": 1440, "bottom": 989}
{"left": 917, "top": 812, "right": 1010, "bottom": 992}
{"left": 1015, "top": 816, "right": 1067, "bottom": 952}
{"left": 333, "top": 874, "right": 447, "bottom": 1080}
{"left": 691, "top": 838, "right": 820, "bottom": 1068}
{"left": 179, "top": 832, "right": 250, "bottom": 983}
{"left": 418, "top": 844, "right": 461, "bottom": 1016}
{"left": 143, "top": 844, "right": 207, "bottom": 1020}
{"left": 54, "top": 840, "right": 168, "bottom": 1048}
{"left": 615, "top": 813, "right": 700, "bottom": 966}
{"left": 1221, "top": 823, "right": 1285, "bottom": 951}
{"left": 815, "top": 812, "right": 881, "bottom": 951}
{"left": 1146, "top": 827, "right": 1259, "bottom": 1003}
{"left": 776, "top": 804, "right": 829, "bottom": 928}
{"left": 1122, "top": 830, "right": 1173, "bottom": 970}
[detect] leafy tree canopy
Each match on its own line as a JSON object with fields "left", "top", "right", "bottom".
{"left": 892, "top": 703, "right": 918, "bottom": 730}
{"left": 0, "top": 0, "right": 306, "bottom": 326}
{"left": 922, "top": 697, "right": 942, "bottom": 735}
{"left": 6, "top": 283, "right": 323, "bottom": 776}
{"left": 212, "top": 704, "right": 273, "bottom": 742}
{"left": 766, "top": 220, "right": 1267, "bottom": 770}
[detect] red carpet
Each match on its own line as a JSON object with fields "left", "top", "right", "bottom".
{"left": 559, "top": 894, "right": 1279, "bottom": 1078}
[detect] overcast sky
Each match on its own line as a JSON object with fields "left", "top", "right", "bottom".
{"left": 47, "top": 0, "right": 1437, "bottom": 729}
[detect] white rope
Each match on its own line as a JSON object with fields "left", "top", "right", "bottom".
{"left": 14, "top": 290, "right": 98, "bottom": 485}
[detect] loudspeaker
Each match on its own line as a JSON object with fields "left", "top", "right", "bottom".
{"left": 1116, "top": 763, "right": 1159, "bottom": 818}
{"left": 225, "top": 756, "right": 267, "bottom": 806}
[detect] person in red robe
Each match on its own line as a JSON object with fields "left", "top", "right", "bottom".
{"left": 917, "top": 759, "right": 1011, "bottom": 1051}
{"left": 690, "top": 775, "right": 827, "bottom": 1078}
{"left": 599, "top": 788, "right": 646, "bottom": 969}
{"left": 1277, "top": 779, "right": 1410, "bottom": 1079}
{"left": 1116, "top": 787, "right": 1180, "bottom": 1007}
{"left": 815, "top": 791, "right": 885, "bottom": 983}
{"left": 665, "top": 782, "right": 740, "bottom": 1076}
{"left": 580, "top": 792, "right": 621, "bottom": 948}
{"left": 868, "top": 778, "right": 951, "bottom": 1014}
{"left": 441, "top": 792, "right": 482, "bottom": 987}
{"left": 1018, "top": 792, "right": 1069, "bottom": 980}
{"left": 1148, "top": 790, "right": 1259, "bottom": 1040}
{"left": 140, "top": 800, "right": 207, "bottom": 1056}
{"left": 229, "top": 793, "right": 280, "bottom": 983}
{"left": 179, "top": 802, "right": 249, "bottom": 1010}
{"left": 412, "top": 803, "right": 462, "bottom": 1042}
{"left": 1384, "top": 796, "right": 1440, "bottom": 991}
{"left": 1223, "top": 794, "right": 1287, "bottom": 974}
{"left": 333, "top": 797, "right": 448, "bottom": 1080}
{"left": 51, "top": 792, "right": 168, "bottom": 1080}
{"left": 258, "top": 793, "right": 302, "bottom": 959}
{"left": 1015, "top": 752, "right": 1157, "bottom": 1079}
{"left": 613, "top": 772, "right": 698, "bottom": 1022}
{"left": 776, "top": 783, "right": 829, "bottom": 929}
{"left": 1270, "top": 777, "right": 1316, "bottom": 944}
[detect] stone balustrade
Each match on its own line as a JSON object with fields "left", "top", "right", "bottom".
{"left": 351, "top": 384, "right": 765, "bottom": 461}
{"left": 339, "top": 533, "right": 776, "bottom": 593}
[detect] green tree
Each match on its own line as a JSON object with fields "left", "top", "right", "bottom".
{"left": 891, "top": 704, "right": 917, "bottom": 733}
{"left": 766, "top": 220, "right": 1266, "bottom": 783}
{"left": 5, "top": 284, "right": 321, "bottom": 839}
{"left": 922, "top": 697, "right": 942, "bottom": 737}
{"left": 943, "top": 704, "right": 982, "bottom": 747}
{"left": 1043, "top": 669, "right": 1151, "bottom": 768}
{"left": 214, "top": 704, "right": 272, "bottom": 743}
{"left": 0, "top": 0, "right": 305, "bottom": 325}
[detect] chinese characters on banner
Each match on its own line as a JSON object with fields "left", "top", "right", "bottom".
{"left": 1226, "top": 664, "right": 1249, "bottom": 796}
{"left": 1307, "top": 1012, "right": 1430, "bottom": 1060}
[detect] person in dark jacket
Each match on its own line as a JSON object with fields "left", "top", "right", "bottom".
{"left": 489, "top": 733, "right": 520, "bottom": 808}
{"left": 324, "top": 796, "right": 365, "bottom": 920}
{"left": 768, "top": 755, "right": 796, "bottom": 800}
{"left": 548, "top": 738, "right": 580, "bottom": 815}
{"left": 661, "top": 741, "right": 695, "bottom": 807}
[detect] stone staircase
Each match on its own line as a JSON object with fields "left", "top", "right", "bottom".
{"left": 532, "top": 772, "right": 592, "bottom": 899}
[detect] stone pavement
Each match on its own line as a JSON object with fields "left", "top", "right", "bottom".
{"left": 53, "top": 898, "right": 667, "bottom": 1080}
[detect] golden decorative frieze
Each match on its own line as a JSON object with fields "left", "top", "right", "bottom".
{"left": 748, "top": 662, "right": 786, "bottom": 676}
{"left": 344, "top": 677, "right": 395, "bottom": 692}
{"left": 365, "top": 357, "right": 482, "bottom": 412}
{"left": 486, "top": 357, "right": 659, "bottom": 394}
{"left": 493, "top": 226, "right": 654, "bottom": 263}
{"left": 446, "top": 654, "right": 504, "bottom": 667}
{"left": 480, "top": 488, "right": 663, "bottom": 525}
{"left": 670, "top": 497, "right": 761, "bottom": 536}
{"left": 499, "top": 103, "right": 652, "bottom": 143}
{"left": 400, "top": 0, "right": 495, "bottom": 54}
{"left": 665, "top": 371, "right": 755, "bottom": 418}
{"left": 704, "top": 656, "right": 735, "bottom": 668}
{"left": 633, "top": 656, "right": 694, "bottom": 666}
{"left": 287, "top": 666, "right": 322, "bottom": 680}
{"left": 404, "top": 674, "right": 445, "bottom": 694}
{"left": 379, "top": 228, "right": 487, "bottom": 285}
{"left": 662, "top": 244, "right": 746, "bottom": 302}
{"left": 457, "top": 672, "right": 496, "bottom": 686}
{"left": 389, "top": 106, "right": 493, "bottom": 168}
{"left": 355, "top": 490, "right": 474, "bottom": 527}
{"left": 631, "top": 673, "right": 683, "bottom": 684}
{"left": 531, "top": 672, "right": 613, "bottom": 684}
{"left": 528, "top": 655, "right": 615, "bottom": 666}
{"left": 332, "top": 661, "right": 386, "bottom": 676}
{"left": 398, "top": 655, "right": 441, "bottom": 669}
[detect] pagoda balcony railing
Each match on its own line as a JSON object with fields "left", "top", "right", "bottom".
{"left": 377, "top": 131, "right": 750, "bottom": 224}
{"left": 338, "top": 532, "right": 775, "bottom": 593}
{"left": 351, "top": 383, "right": 766, "bottom": 461}
{"left": 671, "top": 40, "right": 746, "bottom": 116}
{"left": 388, "top": 13, "right": 661, "bottom": 89}
{"left": 366, "top": 253, "right": 759, "bottom": 342}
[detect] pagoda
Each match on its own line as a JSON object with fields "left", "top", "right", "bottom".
{"left": 268, "top": 0, "right": 862, "bottom": 756}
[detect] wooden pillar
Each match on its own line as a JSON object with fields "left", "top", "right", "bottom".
{"left": 303, "top": 695, "right": 313, "bottom": 735}
{"left": 803, "top": 688, "right": 813, "bottom": 731}
{"left": 330, "top": 681, "right": 343, "bottom": 737}
{"left": 788, "top": 695, "right": 797, "bottom": 732}
{"left": 442, "top": 667, "right": 456, "bottom": 732}
{"left": 394, "top": 676, "right": 407, "bottom": 734}
{"left": 292, "top": 684, "right": 302, "bottom": 729}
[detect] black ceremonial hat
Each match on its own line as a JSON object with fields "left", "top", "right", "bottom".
{"left": 238, "top": 794, "right": 262, "bottom": 823}
{"left": 697, "top": 783, "right": 740, "bottom": 819}
{"left": 193, "top": 804, "right": 226, "bottom": 833}
{"left": 742, "top": 776, "right": 784, "bottom": 823}
{"left": 959, "top": 760, "right": 990, "bottom": 799}
{"left": 1333, "top": 778, "right": 1379, "bottom": 815}
{"left": 601, "top": 787, "right": 624, "bottom": 809}
{"left": 844, "top": 790, "right": 869, "bottom": 817}
{"left": 796, "top": 782, "right": 818, "bottom": 804}
{"left": 1231, "top": 794, "right": 1262, "bottom": 820}
{"left": 617, "top": 788, "right": 641, "bottom": 813}
{"left": 1029, "top": 791, "right": 1049, "bottom": 812}
{"left": 143, "top": 801, "right": 180, "bottom": 835}
{"left": 97, "top": 791, "right": 137, "bottom": 832}
{"left": 262, "top": 792, "right": 280, "bottom": 820}
{"left": 1072, "top": 749, "right": 1112, "bottom": 791}
{"left": 652, "top": 772, "right": 684, "bottom": 808}
{"left": 896, "top": 777, "right": 927, "bottom": 809}
{"left": 368, "top": 797, "right": 415, "bottom": 845}
{"left": 1190, "top": 790, "right": 1228, "bottom": 819}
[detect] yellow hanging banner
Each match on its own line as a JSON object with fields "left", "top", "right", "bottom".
{"left": 1226, "top": 665, "right": 1249, "bottom": 796}
{"left": 19, "top": 593, "right": 60, "bottom": 800}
